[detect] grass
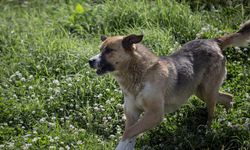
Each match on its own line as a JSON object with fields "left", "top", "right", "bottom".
{"left": 0, "top": 0, "right": 249, "bottom": 149}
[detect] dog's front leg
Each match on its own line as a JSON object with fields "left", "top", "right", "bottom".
{"left": 116, "top": 98, "right": 164, "bottom": 150}
{"left": 123, "top": 109, "right": 164, "bottom": 140}
{"left": 115, "top": 97, "right": 141, "bottom": 150}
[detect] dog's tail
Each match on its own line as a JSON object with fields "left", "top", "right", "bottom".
{"left": 216, "top": 19, "right": 250, "bottom": 49}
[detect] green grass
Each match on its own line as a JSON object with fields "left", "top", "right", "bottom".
{"left": 0, "top": 0, "right": 249, "bottom": 149}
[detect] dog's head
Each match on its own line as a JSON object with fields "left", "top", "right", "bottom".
{"left": 89, "top": 34, "right": 143, "bottom": 75}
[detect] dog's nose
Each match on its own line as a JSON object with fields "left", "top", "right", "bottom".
{"left": 89, "top": 59, "right": 95, "bottom": 68}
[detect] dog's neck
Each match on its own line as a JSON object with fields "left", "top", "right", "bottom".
{"left": 113, "top": 44, "right": 158, "bottom": 95}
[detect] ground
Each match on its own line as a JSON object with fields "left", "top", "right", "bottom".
{"left": 0, "top": 0, "right": 249, "bottom": 149}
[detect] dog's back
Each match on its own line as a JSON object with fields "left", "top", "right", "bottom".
{"left": 166, "top": 39, "right": 224, "bottom": 90}
{"left": 159, "top": 39, "right": 225, "bottom": 112}
{"left": 159, "top": 19, "right": 250, "bottom": 113}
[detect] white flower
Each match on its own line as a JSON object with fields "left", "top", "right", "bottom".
{"left": 28, "top": 86, "right": 33, "bottom": 90}
{"left": 28, "top": 75, "right": 34, "bottom": 80}
{"left": 227, "top": 121, "right": 232, "bottom": 127}
{"left": 69, "top": 124, "right": 75, "bottom": 129}
{"left": 39, "top": 118, "right": 46, "bottom": 123}
{"left": 246, "top": 93, "right": 249, "bottom": 99}
{"left": 36, "top": 65, "right": 41, "bottom": 69}
{"left": 234, "top": 47, "right": 240, "bottom": 50}
{"left": 32, "top": 138, "right": 38, "bottom": 142}
{"left": 21, "top": 77, "right": 26, "bottom": 82}
{"left": 48, "top": 122, "right": 56, "bottom": 127}
{"left": 116, "top": 103, "right": 123, "bottom": 109}
{"left": 49, "top": 146, "right": 56, "bottom": 149}
{"left": 22, "top": 143, "right": 32, "bottom": 150}
{"left": 106, "top": 100, "right": 111, "bottom": 104}
{"left": 109, "top": 134, "right": 115, "bottom": 139}
{"left": 97, "top": 94, "right": 103, "bottom": 98}
{"left": 66, "top": 77, "right": 72, "bottom": 82}
{"left": 49, "top": 96, "right": 54, "bottom": 100}
{"left": 93, "top": 106, "right": 99, "bottom": 111}
{"left": 201, "top": 27, "right": 209, "bottom": 32}
{"left": 49, "top": 138, "right": 54, "bottom": 143}
{"left": 8, "top": 142, "right": 14, "bottom": 148}
{"left": 122, "top": 114, "right": 126, "bottom": 121}
{"left": 15, "top": 71, "right": 22, "bottom": 78}
{"left": 13, "top": 94, "right": 17, "bottom": 99}
{"left": 77, "top": 140, "right": 82, "bottom": 145}
{"left": 54, "top": 87, "right": 61, "bottom": 94}
{"left": 53, "top": 79, "right": 60, "bottom": 85}
{"left": 65, "top": 145, "right": 70, "bottom": 150}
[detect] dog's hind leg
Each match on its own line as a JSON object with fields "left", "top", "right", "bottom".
{"left": 195, "top": 67, "right": 227, "bottom": 126}
{"left": 196, "top": 90, "right": 233, "bottom": 110}
{"left": 196, "top": 84, "right": 218, "bottom": 126}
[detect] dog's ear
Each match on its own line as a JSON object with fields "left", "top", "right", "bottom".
{"left": 101, "top": 35, "right": 107, "bottom": 41}
{"left": 122, "top": 34, "right": 143, "bottom": 50}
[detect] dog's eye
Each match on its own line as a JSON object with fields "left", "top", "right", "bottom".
{"left": 105, "top": 47, "right": 114, "bottom": 53}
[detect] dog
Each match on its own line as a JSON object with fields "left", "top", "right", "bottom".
{"left": 89, "top": 20, "right": 250, "bottom": 150}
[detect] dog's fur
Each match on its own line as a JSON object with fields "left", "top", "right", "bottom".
{"left": 89, "top": 20, "right": 250, "bottom": 150}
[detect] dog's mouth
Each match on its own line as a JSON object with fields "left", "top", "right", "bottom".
{"left": 89, "top": 60, "right": 114, "bottom": 76}
{"left": 89, "top": 54, "right": 115, "bottom": 75}
{"left": 96, "top": 63, "right": 115, "bottom": 75}
{"left": 96, "top": 68, "right": 106, "bottom": 75}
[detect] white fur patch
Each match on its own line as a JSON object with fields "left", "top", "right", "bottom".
{"left": 89, "top": 53, "right": 101, "bottom": 68}
{"left": 115, "top": 138, "right": 136, "bottom": 150}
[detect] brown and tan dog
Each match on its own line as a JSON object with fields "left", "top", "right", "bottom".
{"left": 89, "top": 20, "right": 250, "bottom": 150}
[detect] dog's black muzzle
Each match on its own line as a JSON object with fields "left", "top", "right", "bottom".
{"left": 89, "top": 55, "right": 115, "bottom": 75}
{"left": 88, "top": 59, "right": 96, "bottom": 69}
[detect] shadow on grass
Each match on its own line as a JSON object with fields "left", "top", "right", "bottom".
{"left": 76, "top": 97, "right": 248, "bottom": 149}
{"left": 137, "top": 105, "right": 249, "bottom": 150}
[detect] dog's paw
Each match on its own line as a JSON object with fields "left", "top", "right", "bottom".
{"left": 115, "top": 138, "right": 136, "bottom": 150}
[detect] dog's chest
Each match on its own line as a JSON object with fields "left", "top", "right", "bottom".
{"left": 122, "top": 86, "right": 144, "bottom": 111}
{"left": 123, "top": 82, "right": 157, "bottom": 111}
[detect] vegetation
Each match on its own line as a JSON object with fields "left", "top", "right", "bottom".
{"left": 0, "top": 0, "right": 249, "bottom": 149}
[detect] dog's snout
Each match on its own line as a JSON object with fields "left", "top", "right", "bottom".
{"left": 89, "top": 54, "right": 101, "bottom": 69}
{"left": 89, "top": 59, "right": 95, "bottom": 68}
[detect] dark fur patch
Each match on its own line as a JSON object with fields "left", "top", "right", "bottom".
{"left": 122, "top": 34, "right": 143, "bottom": 50}
{"left": 97, "top": 54, "right": 115, "bottom": 75}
